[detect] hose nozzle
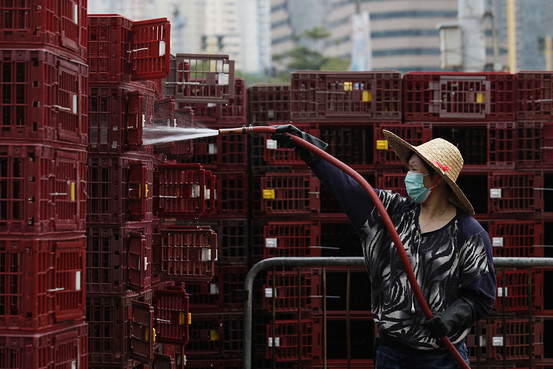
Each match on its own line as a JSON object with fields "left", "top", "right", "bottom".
{"left": 219, "top": 125, "right": 254, "bottom": 135}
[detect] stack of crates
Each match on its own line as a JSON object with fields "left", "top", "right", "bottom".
{"left": 159, "top": 53, "right": 245, "bottom": 368}
{"left": 401, "top": 71, "right": 553, "bottom": 368}
{"left": 86, "top": 13, "right": 195, "bottom": 369}
{"left": 0, "top": 2, "right": 89, "bottom": 368}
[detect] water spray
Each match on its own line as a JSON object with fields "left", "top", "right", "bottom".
{"left": 219, "top": 124, "right": 471, "bottom": 369}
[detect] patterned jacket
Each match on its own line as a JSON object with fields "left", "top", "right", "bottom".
{"left": 311, "top": 159, "right": 496, "bottom": 350}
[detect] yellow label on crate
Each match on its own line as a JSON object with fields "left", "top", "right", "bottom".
{"left": 179, "top": 312, "right": 186, "bottom": 325}
{"left": 344, "top": 81, "right": 353, "bottom": 91}
{"left": 376, "top": 140, "right": 389, "bottom": 150}
{"left": 476, "top": 92, "right": 486, "bottom": 103}
{"left": 210, "top": 330, "right": 219, "bottom": 341}
{"left": 263, "top": 189, "right": 275, "bottom": 199}
{"left": 145, "top": 184, "right": 149, "bottom": 198}
{"left": 70, "top": 182, "right": 76, "bottom": 202}
{"left": 153, "top": 328, "right": 156, "bottom": 342}
{"left": 188, "top": 312, "right": 192, "bottom": 325}
{"left": 362, "top": 91, "right": 372, "bottom": 102}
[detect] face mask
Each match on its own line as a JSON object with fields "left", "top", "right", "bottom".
{"left": 404, "top": 171, "right": 431, "bottom": 203}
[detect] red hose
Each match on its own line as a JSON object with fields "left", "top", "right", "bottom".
{"left": 248, "top": 126, "right": 470, "bottom": 369}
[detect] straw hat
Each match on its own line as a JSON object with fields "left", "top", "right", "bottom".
{"left": 382, "top": 129, "right": 474, "bottom": 215}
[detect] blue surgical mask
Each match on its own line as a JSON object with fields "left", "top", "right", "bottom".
{"left": 404, "top": 171, "right": 431, "bottom": 203}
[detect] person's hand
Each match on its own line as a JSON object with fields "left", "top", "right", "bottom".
{"left": 424, "top": 298, "right": 474, "bottom": 338}
{"left": 270, "top": 124, "right": 329, "bottom": 166}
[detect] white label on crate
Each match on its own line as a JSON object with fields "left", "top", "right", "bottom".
{"left": 208, "top": 143, "right": 218, "bottom": 154}
{"left": 209, "top": 283, "right": 219, "bottom": 295}
{"left": 73, "top": 4, "right": 79, "bottom": 24}
{"left": 218, "top": 73, "right": 229, "bottom": 86}
{"left": 265, "top": 238, "right": 278, "bottom": 248}
{"left": 497, "top": 287, "right": 508, "bottom": 297}
{"left": 490, "top": 188, "right": 502, "bottom": 198}
{"left": 72, "top": 361, "right": 77, "bottom": 369}
{"left": 265, "top": 288, "right": 277, "bottom": 298}
{"left": 478, "top": 336, "right": 487, "bottom": 347}
{"left": 492, "top": 237, "right": 504, "bottom": 247}
{"left": 142, "top": 114, "right": 146, "bottom": 127}
{"left": 144, "top": 257, "right": 148, "bottom": 271}
{"left": 73, "top": 94, "right": 78, "bottom": 114}
{"left": 266, "top": 139, "right": 278, "bottom": 150}
{"left": 268, "top": 337, "right": 280, "bottom": 347}
{"left": 207, "top": 103, "right": 217, "bottom": 108}
{"left": 159, "top": 40, "right": 166, "bottom": 56}
{"left": 268, "top": 110, "right": 275, "bottom": 119}
{"left": 492, "top": 336, "right": 504, "bottom": 346}
{"left": 191, "top": 184, "right": 201, "bottom": 198}
{"left": 174, "top": 118, "right": 177, "bottom": 127}
{"left": 205, "top": 188, "right": 211, "bottom": 200}
{"left": 75, "top": 271, "right": 81, "bottom": 291}
{"left": 201, "top": 248, "right": 211, "bottom": 262}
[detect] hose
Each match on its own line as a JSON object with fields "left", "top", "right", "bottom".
{"left": 220, "top": 125, "right": 471, "bottom": 369}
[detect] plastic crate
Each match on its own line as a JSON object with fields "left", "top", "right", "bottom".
{"left": 0, "top": 143, "right": 86, "bottom": 234}
{"left": 489, "top": 171, "right": 544, "bottom": 215}
{"left": 152, "top": 107, "right": 195, "bottom": 157}
{"left": 264, "top": 123, "right": 319, "bottom": 167}
{"left": 323, "top": 267, "right": 372, "bottom": 313}
{"left": 403, "top": 72, "right": 516, "bottom": 121}
{"left": 516, "top": 121, "right": 553, "bottom": 169}
{"left": 0, "top": 48, "right": 88, "bottom": 146}
{"left": 290, "top": 71, "right": 402, "bottom": 122}
{"left": 465, "top": 320, "right": 492, "bottom": 363}
{"left": 89, "top": 82, "right": 157, "bottom": 154}
{"left": 516, "top": 71, "right": 553, "bottom": 120}
{"left": 319, "top": 124, "right": 375, "bottom": 168}
{"left": 155, "top": 225, "right": 217, "bottom": 282}
{"left": 0, "top": 320, "right": 88, "bottom": 369}
{"left": 254, "top": 172, "right": 321, "bottom": 215}
{"left": 494, "top": 268, "right": 544, "bottom": 313}
{"left": 488, "top": 220, "right": 544, "bottom": 258}
{"left": 86, "top": 222, "right": 152, "bottom": 295}
{"left": 179, "top": 133, "right": 248, "bottom": 170}
{"left": 248, "top": 83, "right": 290, "bottom": 124}
{"left": 88, "top": 15, "right": 171, "bottom": 83}
{"left": 374, "top": 122, "right": 432, "bottom": 167}
{"left": 206, "top": 218, "right": 249, "bottom": 265}
{"left": 87, "top": 290, "right": 153, "bottom": 366}
{"left": 320, "top": 216, "right": 363, "bottom": 257}
{"left": 488, "top": 317, "right": 544, "bottom": 361}
{"left": 186, "top": 265, "right": 247, "bottom": 312}
{"left": 263, "top": 220, "right": 321, "bottom": 258}
{"left": 184, "top": 359, "right": 243, "bottom": 369}
{"left": 185, "top": 313, "right": 243, "bottom": 358}
{"left": 265, "top": 319, "right": 322, "bottom": 362}
{"left": 206, "top": 170, "right": 249, "bottom": 218}
{"left": 163, "top": 53, "right": 235, "bottom": 103}
{"left": 154, "top": 163, "right": 216, "bottom": 218}
{"left": 376, "top": 172, "right": 408, "bottom": 198}
{"left": 188, "top": 77, "right": 247, "bottom": 126}
{"left": 262, "top": 268, "right": 323, "bottom": 314}
{"left": 87, "top": 154, "right": 154, "bottom": 224}
{"left": 0, "top": 0, "right": 88, "bottom": 60}
{"left": 0, "top": 235, "right": 86, "bottom": 331}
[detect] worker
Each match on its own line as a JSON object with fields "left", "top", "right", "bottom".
{"left": 271, "top": 125, "right": 496, "bottom": 369}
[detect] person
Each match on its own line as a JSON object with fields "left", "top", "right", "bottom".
{"left": 271, "top": 125, "right": 496, "bottom": 369}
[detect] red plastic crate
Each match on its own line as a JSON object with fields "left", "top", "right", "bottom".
{"left": 516, "top": 121, "right": 553, "bottom": 169}
{"left": 179, "top": 133, "right": 248, "bottom": 170}
{"left": 205, "top": 219, "right": 249, "bottom": 264}
{"left": 263, "top": 268, "right": 323, "bottom": 314}
{"left": 403, "top": 72, "right": 516, "bottom": 121}
{"left": 319, "top": 217, "right": 363, "bottom": 257}
{"left": 184, "top": 359, "right": 243, "bottom": 369}
{"left": 248, "top": 83, "right": 290, "bottom": 124}
{"left": 88, "top": 82, "right": 158, "bottom": 154}
{"left": 154, "top": 163, "right": 216, "bottom": 218}
{"left": 152, "top": 107, "right": 195, "bottom": 157}
{"left": 155, "top": 225, "right": 217, "bottom": 282}
{"left": 0, "top": 143, "right": 86, "bottom": 234}
{"left": 87, "top": 154, "right": 154, "bottom": 224}
{"left": 256, "top": 172, "right": 321, "bottom": 215}
{"left": 153, "top": 284, "right": 190, "bottom": 345}
{"left": 0, "top": 235, "right": 86, "bottom": 331}
{"left": 376, "top": 172, "right": 408, "bottom": 197}
{"left": 263, "top": 220, "right": 321, "bottom": 258}
{"left": 374, "top": 122, "right": 432, "bottom": 166}
{"left": 488, "top": 220, "right": 544, "bottom": 258}
{"left": 516, "top": 72, "right": 553, "bottom": 120}
{"left": 466, "top": 320, "right": 492, "bottom": 363}
{"left": 86, "top": 222, "right": 152, "bottom": 295}
{"left": 266, "top": 319, "right": 322, "bottom": 362}
{"left": 488, "top": 317, "right": 544, "bottom": 361}
{"left": 494, "top": 268, "right": 544, "bottom": 313}
{"left": 164, "top": 53, "right": 235, "bottom": 103}
{"left": 290, "top": 71, "right": 402, "bottom": 121}
{"left": 0, "top": 48, "right": 88, "bottom": 146}
{"left": 185, "top": 313, "right": 243, "bottom": 358}
{"left": 88, "top": 15, "right": 171, "bottom": 83}
{"left": 264, "top": 123, "right": 319, "bottom": 167}
{"left": 488, "top": 171, "right": 544, "bottom": 215}
{"left": 0, "top": 320, "right": 88, "bottom": 369}
{"left": 87, "top": 290, "right": 153, "bottom": 366}
{"left": 319, "top": 124, "right": 375, "bottom": 168}
{"left": 189, "top": 77, "right": 247, "bottom": 125}
{"left": 0, "top": 0, "right": 88, "bottom": 60}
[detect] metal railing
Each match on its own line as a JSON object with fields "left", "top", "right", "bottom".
{"left": 243, "top": 256, "right": 553, "bottom": 369}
